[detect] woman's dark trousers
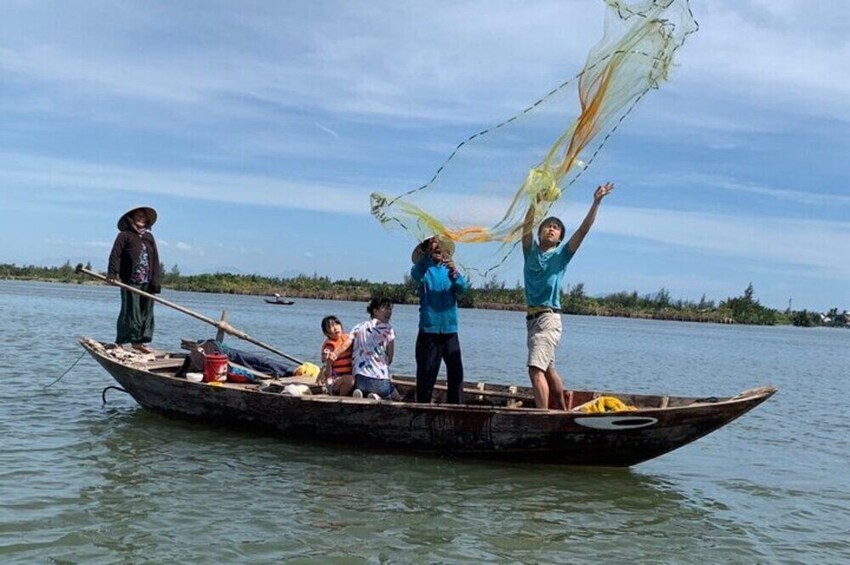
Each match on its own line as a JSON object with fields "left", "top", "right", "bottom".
{"left": 415, "top": 331, "right": 464, "bottom": 404}
{"left": 116, "top": 285, "right": 155, "bottom": 344}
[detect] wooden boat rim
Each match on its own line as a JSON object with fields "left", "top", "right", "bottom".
{"left": 79, "top": 337, "right": 777, "bottom": 415}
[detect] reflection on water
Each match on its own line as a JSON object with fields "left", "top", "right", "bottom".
{"left": 78, "top": 406, "right": 761, "bottom": 563}
{"left": 1, "top": 281, "right": 848, "bottom": 563}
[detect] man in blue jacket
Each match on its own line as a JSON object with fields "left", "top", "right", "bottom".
{"left": 411, "top": 236, "right": 469, "bottom": 404}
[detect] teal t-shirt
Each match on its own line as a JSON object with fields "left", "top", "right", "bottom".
{"left": 523, "top": 240, "right": 574, "bottom": 309}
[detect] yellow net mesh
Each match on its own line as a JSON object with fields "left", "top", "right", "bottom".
{"left": 371, "top": 0, "right": 697, "bottom": 277}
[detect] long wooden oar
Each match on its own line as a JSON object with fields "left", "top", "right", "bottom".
{"left": 76, "top": 264, "right": 303, "bottom": 366}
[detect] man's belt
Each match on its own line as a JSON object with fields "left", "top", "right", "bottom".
{"left": 526, "top": 308, "right": 561, "bottom": 321}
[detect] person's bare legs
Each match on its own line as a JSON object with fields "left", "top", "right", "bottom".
{"left": 529, "top": 366, "right": 550, "bottom": 409}
{"left": 544, "top": 366, "right": 567, "bottom": 410}
{"left": 336, "top": 375, "right": 355, "bottom": 397}
{"left": 529, "top": 365, "right": 566, "bottom": 409}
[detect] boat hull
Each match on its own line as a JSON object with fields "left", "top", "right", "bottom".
{"left": 82, "top": 339, "right": 775, "bottom": 467}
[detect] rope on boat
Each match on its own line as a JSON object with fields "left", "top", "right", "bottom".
{"left": 43, "top": 349, "right": 88, "bottom": 389}
{"left": 102, "top": 386, "right": 130, "bottom": 404}
{"left": 693, "top": 396, "right": 719, "bottom": 403}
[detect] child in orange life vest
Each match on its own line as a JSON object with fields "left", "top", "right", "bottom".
{"left": 319, "top": 315, "right": 355, "bottom": 396}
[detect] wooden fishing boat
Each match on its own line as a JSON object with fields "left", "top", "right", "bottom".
{"left": 264, "top": 298, "right": 295, "bottom": 305}
{"left": 79, "top": 337, "right": 776, "bottom": 467}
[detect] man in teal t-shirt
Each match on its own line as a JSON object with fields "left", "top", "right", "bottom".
{"left": 522, "top": 182, "right": 614, "bottom": 409}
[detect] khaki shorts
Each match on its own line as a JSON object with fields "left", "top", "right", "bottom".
{"left": 526, "top": 312, "right": 563, "bottom": 370}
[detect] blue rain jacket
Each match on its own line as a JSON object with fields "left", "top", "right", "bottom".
{"left": 411, "top": 257, "right": 468, "bottom": 333}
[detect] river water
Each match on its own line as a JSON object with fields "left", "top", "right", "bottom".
{"left": 1, "top": 280, "right": 848, "bottom": 563}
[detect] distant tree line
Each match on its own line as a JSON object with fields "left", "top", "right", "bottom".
{"left": 0, "top": 260, "right": 92, "bottom": 283}
{"left": 2, "top": 262, "right": 847, "bottom": 328}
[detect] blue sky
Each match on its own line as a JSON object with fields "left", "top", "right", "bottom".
{"left": 1, "top": 1, "right": 847, "bottom": 311}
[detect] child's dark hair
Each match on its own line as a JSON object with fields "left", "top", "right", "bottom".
{"left": 538, "top": 216, "right": 566, "bottom": 243}
{"left": 367, "top": 297, "right": 392, "bottom": 316}
{"left": 321, "top": 315, "right": 341, "bottom": 333}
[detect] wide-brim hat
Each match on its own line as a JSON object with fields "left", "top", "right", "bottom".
{"left": 411, "top": 235, "right": 456, "bottom": 263}
{"left": 118, "top": 206, "right": 158, "bottom": 229}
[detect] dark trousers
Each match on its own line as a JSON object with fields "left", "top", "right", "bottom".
{"left": 116, "top": 285, "right": 155, "bottom": 344}
{"left": 415, "top": 331, "right": 464, "bottom": 404}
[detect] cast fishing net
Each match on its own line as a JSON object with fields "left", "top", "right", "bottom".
{"left": 371, "top": 0, "right": 697, "bottom": 278}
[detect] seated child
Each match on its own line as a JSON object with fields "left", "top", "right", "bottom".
{"left": 350, "top": 298, "right": 396, "bottom": 400}
{"left": 319, "top": 315, "right": 355, "bottom": 396}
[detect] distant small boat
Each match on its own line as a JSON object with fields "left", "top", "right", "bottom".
{"left": 265, "top": 296, "right": 294, "bottom": 305}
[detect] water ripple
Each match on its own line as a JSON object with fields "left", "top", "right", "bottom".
{"left": 1, "top": 281, "right": 848, "bottom": 563}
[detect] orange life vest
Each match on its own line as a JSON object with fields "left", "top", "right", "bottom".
{"left": 322, "top": 334, "right": 353, "bottom": 376}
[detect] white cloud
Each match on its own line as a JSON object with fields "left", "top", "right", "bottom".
{"left": 7, "top": 150, "right": 848, "bottom": 280}
{"left": 0, "top": 153, "right": 369, "bottom": 215}
{"left": 595, "top": 204, "right": 850, "bottom": 278}
{"left": 678, "top": 1, "right": 850, "bottom": 123}
{"left": 79, "top": 240, "right": 112, "bottom": 249}
{"left": 1, "top": 0, "right": 846, "bottom": 140}
{"left": 634, "top": 172, "right": 850, "bottom": 208}
{"left": 1, "top": 1, "right": 848, "bottom": 309}
{"left": 315, "top": 123, "right": 339, "bottom": 138}
{"left": 0, "top": 1, "right": 597, "bottom": 127}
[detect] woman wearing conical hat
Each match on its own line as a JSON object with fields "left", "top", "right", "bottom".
{"left": 107, "top": 206, "right": 162, "bottom": 353}
{"left": 410, "top": 235, "right": 468, "bottom": 405}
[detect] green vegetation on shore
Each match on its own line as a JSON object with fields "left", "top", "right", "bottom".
{"left": 2, "top": 261, "right": 847, "bottom": 328}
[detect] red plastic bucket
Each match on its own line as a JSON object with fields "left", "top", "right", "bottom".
{"left": 203, "top": 354, "right": 229, "bottom": 382}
